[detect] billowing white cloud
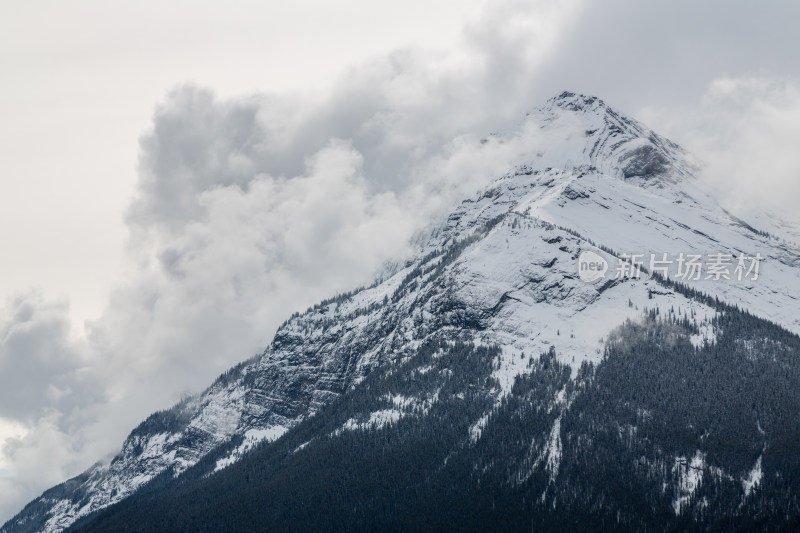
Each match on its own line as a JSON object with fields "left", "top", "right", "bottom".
{"left": 0, "top": 292, "right": 98, "bottom": 425}
{"left": 90, "top": 139, "right": 417, "bottom": 407}
{"left": 0, "top": 293, "right": 106, "bottom": 521}
{"left": 640, "top": 76, "right": 800, "bottom": 227}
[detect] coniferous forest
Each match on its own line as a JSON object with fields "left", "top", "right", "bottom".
{"left": 65, "top": 287, "right": 800, "bottom": 532}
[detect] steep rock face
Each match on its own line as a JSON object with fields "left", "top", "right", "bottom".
{"left": 4, "top": 93, "right": 800, "bottom": 532}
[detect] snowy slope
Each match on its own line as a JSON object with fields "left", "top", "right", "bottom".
{"left": 4, "top": 92, "right": 799, "bottom": 533}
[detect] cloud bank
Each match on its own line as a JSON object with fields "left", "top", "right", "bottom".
{"left": 641, "top": 77, "right": 800, "bottom": 226}
{"left": 3, "top": 0, "right": 800, "bottom": 522}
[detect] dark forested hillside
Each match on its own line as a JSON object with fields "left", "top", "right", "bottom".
{"left": 70, "top": 293, "right": 800, "bottom": 532}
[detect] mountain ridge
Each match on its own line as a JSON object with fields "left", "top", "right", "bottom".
{"left": 4, "top": 92, "right": 800, "bottom": 532}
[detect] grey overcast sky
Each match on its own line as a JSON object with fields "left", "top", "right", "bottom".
{"left": 2, "top": 0, "right": 799, "bottom": 522}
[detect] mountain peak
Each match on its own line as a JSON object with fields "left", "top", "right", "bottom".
{"left": 521, "top": 91, "right": 693, "bottom": 184}
{"left": 548, "top": 90, "right": 607, "bottom": 112}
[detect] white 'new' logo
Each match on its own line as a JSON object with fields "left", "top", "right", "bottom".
{"left": 577, "top": 250, "right": 608, "bottom": 282}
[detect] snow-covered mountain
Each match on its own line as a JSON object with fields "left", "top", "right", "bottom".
{"left": 5, "top": 92, "right": 800, "bottom": 532}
